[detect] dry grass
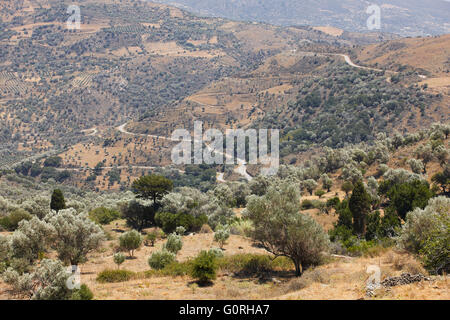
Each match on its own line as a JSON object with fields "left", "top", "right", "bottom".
{"left": 384, "top": 251, "right": 427, "bottom": 275}
{"left": 1, "top": 234, "right": 448, "bottom": 300}
{"left": 313, "top": 26, "right": 344, "bottom": 37}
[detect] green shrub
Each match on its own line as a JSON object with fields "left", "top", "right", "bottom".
{"left": 143, "top": 260, "right": 193, "bottom": 278}
{"left": 379, "top": 208, "right": 402, "bottom": 238}
{"left": 176, "top": 213, "right": 195, "bottom": 231}
{"left": 345, "top": 239, "right": 377, "bottom": 257}
{"left": 386, "top": 180, "right": 433, "bottom": 220}
{"left": 300, "top": 199, "right": 314, "bottom": 210}
{"left": 70, "top": 284, "right": 94, "bottom": 300}
{"left": 217, "top": 254, "right": 293, "bottom": 274}
{"left": 214, "top": 224, "right": 230, "bottom": 249}
{"left": 113, "top": 253, "right": 126, "bottom": 269}
{"left": 96, "top": 269, "right": 135, "bottom": 283}
{"left": 326, "top": 197, "right": 340, "bottom": 211}
{"left": 315, "top": 189, "right": 326, "bottom": 198}
{"left": 163, "top": 233, "right": 183, "bottom": 254}
{"left": 155, "top": 212, "right": 178, "bottom": 234}
{"left": 155, "top": 212, "right": 207, "bottom": 233}
{"left": 208, "top": 247, "right": 224, "bottom": 258}
{"left": 176, "top": 226, "right": 186, "bottom": 235}
{"left": 398, "top": 196, "right": 449, "bottom": 254}
{"left": 300, "top": 199, "right": 324, "bottom": 211}
{"left": 420, "top": 225, "right": 450, "bottom": 275}
{"left": 89, "top": 207, "right": 120, "bottom": 225}
{"left": 0, "top": 209, "right": 32, "bottom": 231}
{"left": 157, "top": 261, "right": 192, "bottom": 276}
{"left": 199, "top": 224, "right": 213, "bottom": 233}
{"left": 240, "top": 255, "right": 272, "bottom": 274}
{"left": 230, "top": 219, "right": 254, "bottom": 236}
{"left": 148, "top": 250, "right": 176, "bottom": 270}
{"left": 119, "top": 230, "right": 142, "bottom": 257}
{"left": 191, "top": 251, "right": 218, "bottom": 284}
{"left": 145, "top": 231, "right": 157, "bottom": 246}
{"left": 120, "top": 200, "right": 155, "bottom": 232}
{"left": 336, "top": 237, "right": 387, "bottom": 258}
{"left": 398, "top": 197, "right": 450, "bottom": 274}
{"left": 366, "top": 211, "right": 381, "bottom": 241}
{"left": 328, "top": 225, "right": 353, "bottom": 243}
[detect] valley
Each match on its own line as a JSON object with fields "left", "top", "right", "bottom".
{"left": 0, "top": 0, "right": 448, "bottom": 303}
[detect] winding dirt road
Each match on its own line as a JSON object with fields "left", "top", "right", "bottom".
{"left": 81, "top": 127, "right": 98, "bottom": 136}
{"left": 117, "top": 122, "right": 253, "bottom": 181}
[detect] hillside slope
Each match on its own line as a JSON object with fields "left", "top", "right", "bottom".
{"left": 356, "top": 34, "right": 450, "bottom": 77}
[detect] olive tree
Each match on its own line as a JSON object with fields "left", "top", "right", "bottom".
{"left": 248, "top": 175, "right": 270, "bottom": 196}
{"left": 45, "top": 208, "right": 105, "bottom": 265}
{"left": 398, "top": 196, "right": 450, "bottom": 254}
{"left": 113, "top": 253, "right": 126, "bottom": 269}
{"left": 341, "top": 164, "right": 363, "bottom": 185}
{"left": 3, "top": 259, "right": 72, "bottom": 300}
{"left": 302, "top": 179, "right": 318, "bottom": 195}
{"left": 0, "top": 235, "right": 9, "bottom": 266}
{"left": 245, "top": 182, "right": 330, "bottom": 277}
{"left": 9, "top": 217, "right": 55, "bottom": 264}
{"left": 119, "top": 230, "right": 142, "bottom": 257}
{"left": 341, "top": 181, "right": 353, "bottom": 197}
{"left": 321, "top": 174, "right": 333, "bottom": 192}
{"left": 21, "top": 196, "right": 50, "bottom": 219}
{"left": 163, "top": 232, "right": 183, "bottom": 254}
{"left": 433, "top": 145, "right": 449, "bottom": 167}
{"left": 148, "top": 250, "right": 176, "bottom": 270}
{"left": 161, "top": 187, "right": 232, "bottom": 229}
{"left": 208, "top": 184, "right": 235, "bottom": 207}
{"left": 366, "top": 176, "right": 380, "bottom": 209}
{"left": 214, "top": 224, "right": 230, "bottom": 249}
{"left": 407, "top": 159, "right": 424, "bottom": 175}
{"left": 415, "top": 144, "right": 433, "bottom": 173}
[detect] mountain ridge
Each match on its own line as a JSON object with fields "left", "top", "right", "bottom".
{"left": 152, "top": 0, "right": 450, "bottom": 36}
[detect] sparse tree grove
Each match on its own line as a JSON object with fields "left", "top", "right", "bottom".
{"left": 0, "top": 0, "right": 447, "bottom": 300}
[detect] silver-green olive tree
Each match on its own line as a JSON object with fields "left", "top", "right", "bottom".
{"left": 163, "top": 232, "right": 183, "bottom": 254}
{"left": 302, "top": 179, "right": 318, "bottom": 195}
{"left": 119, "top": 230, "right": 142, "bottom": 257}
{"left": 3, "top": 259, "right": 72, "bottom": 300}
{"left": 245, "top": 182, "right": 330, "bottom": 277}
{"left": 0, "top": 235, "right": 9, "bottom": 267}
{"left": 214, "top": 224, "right": 230, "bottom": 249}
{"left": 45, "top": 208, "right": 105, "bottom": 265}
{"left": 9, "top": 216, "right": 55, "bottom": 264}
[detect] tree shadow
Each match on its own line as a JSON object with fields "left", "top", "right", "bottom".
{"left": 187, "top": 280, "right": 215, "bottom": 288}
{"left": 229, "top": 270, "right": 295, "bottom": 283}
{"left": 251, "top": 242, "right": 265, "bottom": 249}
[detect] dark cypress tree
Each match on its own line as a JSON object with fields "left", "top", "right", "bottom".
{"left": 50, "top": 189, "right": 66, "bottom": 212}
{"left": 349, "top": 181, "right": 371, "bottom": 236}
{"left": 335, "top": 200, "right": 353, "bottom": 229}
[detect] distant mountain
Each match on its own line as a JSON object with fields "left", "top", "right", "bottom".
{"left": 152, "top": 0, "right": 450, "bottom": 36}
